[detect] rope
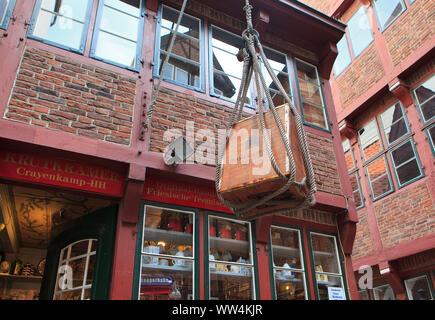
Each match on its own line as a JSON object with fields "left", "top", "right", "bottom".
{"left": 215, "top": 0, "right": 317, "bottom": 218}
{"left": 145, "top": 0, "right": 189, "bottom": 131}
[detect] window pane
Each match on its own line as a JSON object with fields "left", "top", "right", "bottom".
{"left": 105, "top": 0, "right": 140, "bottom": 17}
{"left": 209, "top": 265, "right": 254, "bottom": 300}
{"left": 213, "top": 72, "right": 245, "bottom": 103}
{"left": 373, "top": 284, "right": 395, "bottom": 300}
{"left": 95, "top": 31, "right": 137, "bottom": 67}
{"left": 311, "top": 234, "right": 340, "bottom": 274}
{"left": 349, "top": 172, "right": 363, "bottom": 208}
{"left": 32, "top": 10, "right": 86, "bottom": 50}
{"left": 358, "top": 290, "right": 370, "bottom": 300}
{"left": 392, "top": 141, "right": 422, "bottom": 185}
{"left": 100, "top": 5, "right": 139, "bottom": 41}
{"left": 0, "top": 0, "right": 10, "bottom": 26}
{"left": 41, "top": 0, "right": 89, "bottom": 22}
{"left": 296, "top": 60, "right": 319, "bottom": 85}
{"left": 271, "top": 227, "right": 302, "bottom": 269}
{"left": 343, "top": 139, "right": 355, "bottom": 171}
{"left": 348, "top": 6, "right": 374, "bottom": 57}
{"left": 142, "top": 207, "right": 194, "bottom": 257}
{"left": 274, "top": 271, "right": 306, "bottom": 300}
{"left": 428, "top": 125, "right": 435, "bottom": 153}
{"left": 380, "top": 103, "right": 408, "bottom": 144}
{"left": 373, "top": 0, "right": 405, "bottom": 30}
{"left": 212, "top": 46, "right": 243, "bottom": 78}
{"left": 209, "top": 217, "right": 251, "bottom": 264}
{"left": 405, "top": 276, "right": 434, "bottom": 300}
{"left": 161, "top": 32, "right": 200, "bottom": 63}
{"left": 140, "top": 259, "right": 193, "bottom": 300}
{"left": 317, "top": 275, "right": 344, "bottom": 300}
{"left": 162, "top": 5, "right": 200, "bottom": 40}
{"left": 414, "top": 76, "right": 435, "bottom": 122}
{"left": 367, "top": 156, "right": 392, "bottom": 198}
{"left": 333, "top": 35, "right": 351, "bottom": 76}
{"left": 298, "top": 79, "right": 322, "bottom": 106}
{"left": 302, "top": 102, "right": 327, "bottom": 129}
{"left": 359, "top": 119, "right": 382, "bottom": 160}
{"left": 161, "top": 54, "right": 200, "bottom": 89}
{"left": 69, "top": 257, "right": 87, "bottom": 288}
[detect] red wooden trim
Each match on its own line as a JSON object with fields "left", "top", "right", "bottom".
{"left": 302, "top": 228, "right": 316, "bottom": 300}
{"left": 199, "top": 210, "right": 205, "bottom": 300}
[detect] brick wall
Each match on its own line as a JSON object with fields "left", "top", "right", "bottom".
{"left": 374, "top": 181, "right": 435, "bottom": 249}
{"left": 3, "top": 47, "right": 136, "bottom": 146}
{"left": 384, "top": 0, "right": 435, "bottom": 68}
{"left": 278, "top": 208, "right": 336, "bottom": 226}
{"left": 336, "top": 45, "right": 384, "bottom": 110}
{"left": 352, "top": 208, "right": 375, "bottom": 260}
{"left": 150, "top": 86, "right": 344, "bottom": 196}
{"left": 298, "top": 0, "right": 342, "bottom": 16}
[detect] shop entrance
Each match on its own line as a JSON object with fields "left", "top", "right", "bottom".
{"left": 0, "top": 183, "right": 117, "bottom": 300}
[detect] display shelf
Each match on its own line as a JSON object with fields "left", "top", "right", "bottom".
{"left": 271, "top": 245, "right": 299, "bottom": 255}
{"left": 210, "top": 270, "right": 251, "bottom": 278}
{"left": 0, "top": 273, "right": 42, "bottom": 282}
{"left": 209, "top": 236, "right": 249, "bottom": 251}
{"left": 313, "top": 250, "right": 335, "bottom": 257}
{"left": 141, "top": 264, "right": 192, "bottom": 273}
{"left": 143, "top": 228, "right": 193, "bottom": 245}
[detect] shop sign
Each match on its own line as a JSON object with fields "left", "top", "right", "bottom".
{"left": 143, "top": 176, "right": 231, "bottom": 213}
{"left": 327, "top": 287, "right": 346, "bottom": 300}
{"left": 141, "top": 276, "right": 173, "bottom": 286}
{"left": 0, "top": 150, "right": 125, "bottom": 197}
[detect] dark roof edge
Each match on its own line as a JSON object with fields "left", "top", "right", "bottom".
{"left": 276, "top": 0, "right": 347, "bottom": 31}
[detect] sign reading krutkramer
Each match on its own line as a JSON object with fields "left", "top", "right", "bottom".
{"left": 0, "top": 150, "right": 125, "bottom": 197}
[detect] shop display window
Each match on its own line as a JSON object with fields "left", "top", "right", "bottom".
{"left": 373, "top": 283, "right": 395, "bottom": 300}
{"left": 139, "top": 206, "right": 195, "bottom": 300}
{"left": 310, "top": 233, "right": 346, "bottom": 300}
{"left": 208, "top": 216, "right": 255, "bottom": 300}
{"left": 358, "top": 289, "right": 370, "bottom": 300}
{"left": 53, "top": 239, "right": 97, "bottom": 300}
{"left": 270, "top": 226, "right": 307, "bottom": 300}
{"left": 404, "top": 275, "right": 434, "bottom": 300}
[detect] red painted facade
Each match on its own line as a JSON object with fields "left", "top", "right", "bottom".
{"left": 299, "top": 0, "right": 435, "bottom": 300}
{"left": 0, "top": 0, "right": 360, "bottom": 300}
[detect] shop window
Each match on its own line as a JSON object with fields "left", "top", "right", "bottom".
{"left": 404, "top": 274, "right": 434, "bottom": 300}
{"left": 333, "top": 35, "right": 351, "bottom": 77}
{"left": 309, "top": 233, "right": 346, "bottom": 300}
{"left": 295, "top": 59, "right": 329, "bottom": 130}
{"left": 373, "top": 284, "right": 396, "bottom": 300}
{"left": 262, "top": 47, "right": 293, "bottom": 108}
{"left": 210, "top": 25, "right": 251, "bottom": 104}
{"left": 270, "top": 226, "right": 307, "bottom": 300}
{"left": 347, "top": 6, "right": 374, "bottom": 58}
{"left": 390, "top": 138, "right": 424, "bottom": 187}
{"left": 0, "top": 0, "right": 16, "bottom": 30}
{"left": 379, "top": 102, "right": 409, "bottom": 146}
{"left": 139, "top": 206, "right": 195, "bottom": 300}
{"left": 358, "top": 119, "right": 383, "bottom": 161}
{"left": 358, "top": 289, "right": 370, "bottom": 300}
{"left": 53, "top": 239, "right": 98, "bottom": 300}
{"left": 413, "top": 75, "right": 435, "bottom": 124}
{"left": 373, "top": 0, "right": 406, "bottom": 31}
{"left": 28, "top": 0, "right": 93, "bottom": 53}
{"left": 156, "top": 5, "right": 202, "bottom": 90}
{"left": 91, "top": 0, "right": 145, "bottom": 71}
{"left": 366, "top": 155, "right": 394, "bottom": 200}
{"left": 207, "top": 216, "right": 255, "bottom": 300}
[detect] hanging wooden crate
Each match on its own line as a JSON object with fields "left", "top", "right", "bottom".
{"left": 217, "top": 104, "right": 309, "bottom": 219}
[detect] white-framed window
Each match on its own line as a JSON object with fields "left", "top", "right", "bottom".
{"left": 343, "top": 139, "right": 356, "bottom": 171}
{"left": 309, "top": 232, "right": 346, "bottom": 300}
{"left": 295, "top": 58, "right": 329, "bottom": 130}
{"left": 404, "top": 274, "right": 434, "bottom": 300}
{"left": 207, "top": 215, "right": 255, "bottom": 300}
{"left": 157, "top": 5, "right": 202, "bottom": 90}
{"left": 139, "top": 205, "right": 196, "bottom": 300}
{"left": 413, "top": 75, "right": 434, "bottom": 124}
{"left": 333, "top": 35, "right": 352, "bottom": 76}
{"left": 0, "top": 0, "right": 16, "bottom": 30}
{"left": 373, "top": 283, "right": 396, "bottom": 300}
{"left": 358, "top": 118, "right": 383, "bottom": 162}
{"left": 343, "top": 139, "right": 364, "bottom": 208}
{"left": 270, "top": 226, "right": 308, "bottom": 300}
{"left": 372, "top": 0, "right": 406, "bottom": 31}
{"left": 347, "top": 6, "right": 374, "bottom": 58}
{"left": 379, "top": 102, "right": 409, "bottom": 146}
{"left": 53, "top": 239, "right": 98, "bottom": 300}
{"left": 210, "top": 25, "right": 252, "bottom": 105}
